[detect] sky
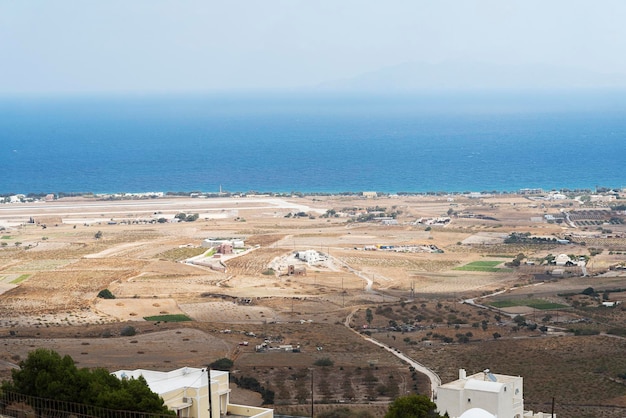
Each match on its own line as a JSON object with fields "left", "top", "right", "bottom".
{"left": 2, "top": 1, "right": 626, "bottom": 95}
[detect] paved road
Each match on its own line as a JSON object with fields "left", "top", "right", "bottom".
{"left": 0, "top": 197, "right": 327, "bottom": 220}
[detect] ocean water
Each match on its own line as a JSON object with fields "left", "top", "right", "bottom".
{"left": 1, "top": 92, "right": 625, "bottom": 195}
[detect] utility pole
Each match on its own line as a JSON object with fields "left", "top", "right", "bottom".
{"left": 310, "top": 368, "right": 314, "bottom": 417}
{"left": 342, "top": 277, "right": 345, "bottom": 307}
{"left": 207, "top": 367, "right": 213, "bottom": 418}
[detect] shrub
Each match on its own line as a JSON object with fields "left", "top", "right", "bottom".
{"left": 120, "top": 326, "right": 136, "bottom": 336}
{"left": 97, "top": 289, "right": 115, "bottom": 299}
{"left": 581, "top": 287, "right": 596, "bottom": 296}
{"left": 209, "top": 357, "right": 234, "bottom": 370}
{"left": 314, "top": 357, "right": 334, "bottom": 367}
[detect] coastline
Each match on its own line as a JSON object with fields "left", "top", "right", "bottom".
{"left": 1, "top": 186, "right": 623, "bottom": 203}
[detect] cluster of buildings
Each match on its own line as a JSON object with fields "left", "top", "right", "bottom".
{"left": 98, "top": 192, "right": 165, "bottom": 199}
{"left": 361, "top": 244, "right": 443, "bottom": 253}
{"left": 1, "top": 194, "right": 55, "bottom": 203}
{"left": 202, "top": 238, "right": 246, "bottom": 255}
{"left": 415, "top": 216, "right": 451, "bottom": 226}
{"left": 202, "top": 238, "right": 246, "bottom": 249}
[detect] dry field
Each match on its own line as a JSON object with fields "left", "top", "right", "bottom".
{"left": 1, "top": 194, "right": 626, "bottom": 416}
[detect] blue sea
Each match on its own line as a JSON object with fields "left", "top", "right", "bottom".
{"left": 1, "top": 91, "right": 625, "bottom": 195}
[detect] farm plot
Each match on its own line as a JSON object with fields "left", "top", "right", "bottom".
{"left": 0, "top": 266, "right": 140, "bottom": 319}
{"left": 3, "top": 259, "right": 76, "bottom": 272}
{"left": 244, "top": 234, "right": 286, "bottom": 247}
{"left": 337, "top": 252, "right": 462, "bottom": 273}
{"left": 488, "top": 299, "right": 568, "bottom": 310}
{"left": 225, "top": 248, "right": 289, "bottom": 276}
{"left": 64, "top": 257, "right": 148, "bottom": 271}
{"left": 181, "top": 301, "right": 279, "bottom": 323}
{"left": 454, "top": 260, "right": 513, "bottom": 272}
{"left": 407, "top": 272, "right": 513, "bottom": 297}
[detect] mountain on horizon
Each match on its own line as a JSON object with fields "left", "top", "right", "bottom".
{"left": 316, "top": 61, "right": 626, "bottom": 92}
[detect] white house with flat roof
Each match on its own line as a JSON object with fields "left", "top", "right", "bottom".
{"left": 436, "top": 369, "right": 553, "bottom": 418}
{"left": 202, "top": 238, "right": 245, "bottom": 249}
{"left": 296, "top": 249, "right": 325, "bottom": 265}
{"left": 112, "top": 367, "right": 272, "bottom": 418}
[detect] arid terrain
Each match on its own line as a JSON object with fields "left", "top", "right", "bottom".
{"left": 1, "top": 192, "right": 626, "bottom": 417}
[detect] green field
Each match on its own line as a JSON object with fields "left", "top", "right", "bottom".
{"left": 454, "top": 260, "right": 513, "bottom": 272}
{"left": 11, "top": 274, "right": 30, "bottom": 284}
{"left": 143, "top": 314, "right": 192, "bottom": 322}
{"left": 489, "top": 299, "right": 568, "bottom": 310}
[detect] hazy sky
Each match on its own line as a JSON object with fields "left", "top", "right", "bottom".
{"left": 2, "top": 1, "right": 626, "bottom": 94}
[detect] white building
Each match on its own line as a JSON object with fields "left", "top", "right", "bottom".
{"left": 112, "top": 367, "right": 272, "bottom": 418}
{"left": 554, "top": 254, "right": 572, "bottom": 266}
{"left": 296, "top": 249, "right": 324, "bottom": 265}
{"left": 202, "top": 238, "right": 245, "bottom": 249}
{"left": 436, "top": 369, "right": 553, "bottom": 418}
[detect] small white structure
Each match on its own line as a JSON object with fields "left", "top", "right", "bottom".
{"left": 548, "top": 192, "right": 567, "bottom": 200}
{"left": 296, "top": 249, "right": 324, "bottom": 265}
{"left": 436, "top": 369, "right": 553, "bottom": 418}
{"left": 555, "top": 254, "right": 572, "bottom": 266}
{"left": 202, "top": 238, "right": 245, "bottom": 249}
{"left": 112, "top": 367, "right": 272, "bottom": 418}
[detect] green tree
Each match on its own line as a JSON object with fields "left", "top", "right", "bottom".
{"left": 2, "top": 349, "right": 172, "bottom": 415}
{"left": 513, "top": 315, "right": 526, "bottom": 326}
{"left": 185, "top": 213, "right": 199, "bottom": 222}
{"left": 94, "top": 231, "right": 103, "bottom": 239}
{"left": 365, "top": 308, "right": 373, "bottom": 325}
{"left": 97, "top": 289, "right": 115, "bottom": 299}
{"left": 385, "top": 394, "right": 446, "bottom": 418}
{"left": 2, "top": 348, "right": 80, "bottom": 402}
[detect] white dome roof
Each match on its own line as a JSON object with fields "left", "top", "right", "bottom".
{"left": 459, "top": 408, "right": 496, "bottom": 418}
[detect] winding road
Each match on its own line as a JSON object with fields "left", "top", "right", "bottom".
{"left": 344, "top": 308, "right": 441, "bottom": 399}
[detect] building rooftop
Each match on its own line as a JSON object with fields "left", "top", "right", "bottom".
{"left": 439, "top": 369, "right": 521, "bottom": 391}
{"left": 112, "top": 367, "right": 227, "bottom": 395}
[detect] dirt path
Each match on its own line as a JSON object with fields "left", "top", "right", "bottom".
{"left": 344, "top": 308, "right": 441, "bottom": 398}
